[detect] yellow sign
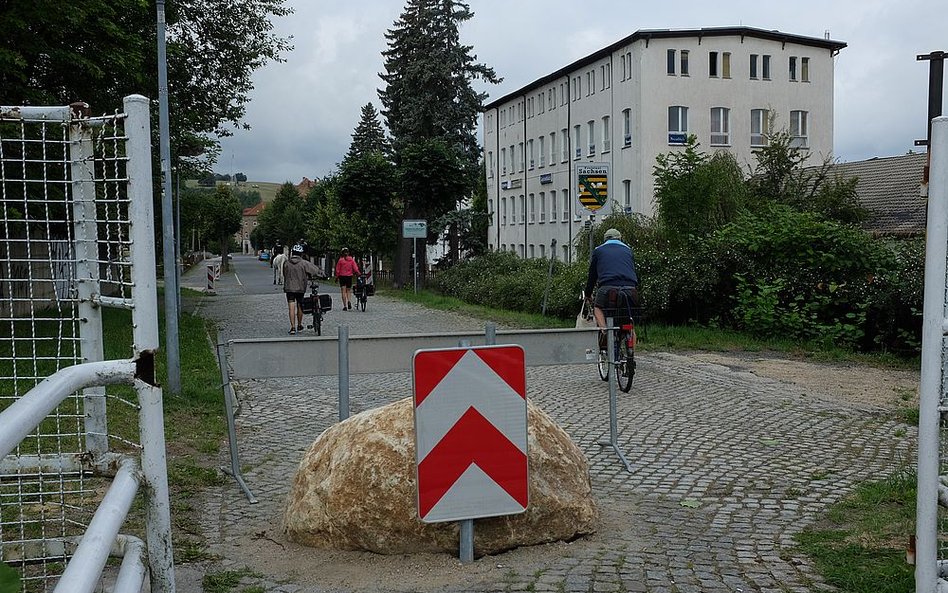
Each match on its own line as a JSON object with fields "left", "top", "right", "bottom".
{"left": 577, "top": 163, "right": 609, "bottom": 212}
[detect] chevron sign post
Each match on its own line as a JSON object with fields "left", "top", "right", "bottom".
{"left": 412, "top": 345, "right": 528, "bottom": 523}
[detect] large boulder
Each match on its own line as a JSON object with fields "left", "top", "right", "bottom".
{"left": 283, "top": 397, "right": 597, "bottom": 555}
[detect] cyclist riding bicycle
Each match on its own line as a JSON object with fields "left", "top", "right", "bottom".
{"left": 585, "top": 228, "right": 640, "bottom": 351}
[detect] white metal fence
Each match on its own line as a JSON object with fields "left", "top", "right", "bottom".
{"left": 0, "top": 96, "right": 175, "bottom": 592}
{"left": 917, "top": 115, "right": 948, "bottom": 593}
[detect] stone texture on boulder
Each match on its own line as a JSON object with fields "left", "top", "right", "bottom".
{"left": 283, "top": 397, "right": 598, "bottom": 555}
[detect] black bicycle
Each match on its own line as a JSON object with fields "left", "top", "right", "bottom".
{"left": 301, "top": 277, "right": 332, "bottom": 335}
{"left": 352, "top": 273, "right": 373, "bottom": 312}
{"left": 592, "top": 289, "right": 637, "bottom": 393}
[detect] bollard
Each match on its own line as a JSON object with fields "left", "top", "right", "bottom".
{"left": 206, "top": 264, "right": 215, "bottom": 292}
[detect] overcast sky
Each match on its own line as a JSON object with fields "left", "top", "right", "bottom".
{"left": 215, "top": 0, "right": 945, "bottom": 184}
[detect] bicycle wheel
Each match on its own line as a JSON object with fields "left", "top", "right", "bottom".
{"left": 314, "top": 309, "right": 322, "bottom": 336}
{"left": 616, "top": 338, "right": 634, "bottom": 393}
{"left": 597, "top": 347, "right": 609, "bottom": 381}
{"left": 360, "top": 297, "right": 366, "bottom": 312}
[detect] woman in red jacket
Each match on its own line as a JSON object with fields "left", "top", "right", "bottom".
{"left": 334, "top": 248, "right": 361, "bottom": 310}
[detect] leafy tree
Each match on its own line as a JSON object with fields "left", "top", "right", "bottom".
{"left": 255, "top": 182, "right": 308, "bottom": 249}
{"left": 749, "top": 129, "right": 867, "bottom": 224}
{"left": 235, "top": 172, "right": 248, "bottom": 183}
{"left": 652, "top": 136, "right": 748, "bottom": 243}
{"left": 0, "top": 0, "right": 292, "bottom": 169}
{"left": 337, "top": 152, "right": 398, "bottom": 258}
{"left": 207, "top": 185, "right": 242, "bottom": 271}
{"left": 379, "top": 0, "right": 499, "bottom": 286}
{"left": 234, "top": 189, "right": 262, "bottom": 209}
{"left": 344, "top": 103, "right": 390, "bottom": 161}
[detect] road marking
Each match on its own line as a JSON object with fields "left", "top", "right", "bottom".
{"left": 235, "top": 272, "right": 242, "bottom": 286}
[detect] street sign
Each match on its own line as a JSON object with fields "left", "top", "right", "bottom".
{"left": 412, "top": 345, "right": 528, "bottom": 523}
{"left": 576, "top": 163, "right": 610, "bottom": 213}
{"left": 402, "top": 219, "right": 427, "bottom": 239}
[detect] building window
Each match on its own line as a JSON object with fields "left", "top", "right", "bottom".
{"left": 668, "top": 105, "right": 688, "bottom": 144}
{"left": 562, "top": 189, "right": 570, "bottom": 221}
{"left": 488, "top": 151, "right": 494, "bottom": 178}
{"left": 587, "top": 120, "right": 596, "bottom": 155}
{"left": 519, "top": 244, "right": 524, "bottom": 258}
{"left": 539, "top": 192, "right": 546, "bottom": 222}
{"left": 574, "top": 125, "right": 582, "bottom": 159}
{"left": 681, "top": 50, "right": 689, "bottom": 76}
{"left": 602, "top": 116, "right": 611, "bottom": 152}
{"left": 518, "top": 142, "right": 524, "bottom": 172}
{"left": 561, "top": 128, "right": 569, "bottom": 162}
{"left": 562, "top": 244, "right": 569, "bottom": 261}
{"left": 709, "top": 51, "right": 718, "bottom": 77}
{"left": 501, "top": 197, "right": 507, "bottom": 225}
{"left": 529, "top": 193, "right": 536, "bottom": 223}
{"left": 539, "top": 244, "right": 546, "bottom": 258}
{"left": 603, "top": 63, "right": 610, "bottom": 89}
{"left": 509, "top": 144, "right": 515, "bottom": 173}
{"left": 621, "top": 53, "right": 627, "bottom": 81}
{"left": 528, "top": 139, "right": 535, "bottom": 169}
{"left": 790, "top": 110, "right": 809, "bottom": 148}
{"left": 623, "top": 179, "right": 631, "bottom": 210}
{"left": 590, "top": 69, "right": 596, "bottom": 94}
{"left": 550, "top": 191, "right": 557, "bottom": 221}
{"left": 801, "top": 57, "right": 810, "bottom": 82}
{"left": 560, "top": 83, "right": 566, "bottom": 106}
{"left": 789, "top": 56, "right": 797, "bottom": 81}
{"left": 762, "top": 55, "right": 771, "bottom": 80}
{"left": 529, "top": 244, "right": 535, "bottom": 258}
{"left": 667, "top": 49, "right": 676, "bottom": 75}
{"left": 538, "top": 136, "right": 545, "bottom": 167}
{"left": 751, "top": 108, "right": 769, "bottom": 146}
{"left": 750, "top": 54, "right": 758, "bottom": 79}
{"left": 723, "top": 52, "right": 731, "bottom": 78}
{"left": 626, "top": 51, "right": 632, "bottom": 78}
{"left": 520, "top": 195, "right": 526, "bottom": 223}
{"left": 501, "top": 148, "right": 507, "bottom": 175}
{"left": 710, "top": 107, "right": 730, "bottom": 145}
{"left": 622, "top": 108, "right": 631, "bottom": 146}
{"left": 550, "top": 132, "right": 556, "bottom": 165}
{"left": 488, "top": 199, "right": 493, "bottom": 225}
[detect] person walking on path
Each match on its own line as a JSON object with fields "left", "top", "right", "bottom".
{"left": 334, "top": 248, "right": 360, "bottom": 311}
{"left": 272, "top": 250, "right": 287, "bottom": 285}
{"left": 585, "top": 228, "right": 639, "bottom": 351}
{"left": 283, "top": 244, "right": 320, "bottom": 334}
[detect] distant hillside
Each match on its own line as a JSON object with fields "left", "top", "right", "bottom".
{"left": 183, "top": 180, "right": 288, "bottom": 204}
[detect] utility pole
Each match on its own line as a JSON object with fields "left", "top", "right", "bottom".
{"left": 157, "top": 0, "right": 181, "bottom": 395}
{"left": 916, "top": 50, "right": 946, "bottom": 192}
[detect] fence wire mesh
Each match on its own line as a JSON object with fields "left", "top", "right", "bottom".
{"left": 0, "top": 106, "right": 143, "bottom": 591}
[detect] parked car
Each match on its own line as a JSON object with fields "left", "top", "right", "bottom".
{"left": 258, "top": 252, "right": 270, "bottom": 261}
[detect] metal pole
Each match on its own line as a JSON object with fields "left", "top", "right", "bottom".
{"left": 598, "top": 317, "right": 633, "bottom": 473}
{"left": 216, "top": 342, "right": 258, "bottom": 504}
{"left": 457, "top": 337, "right": 475, "bottom": 563}
{"left": 339, "top": 326, "right": 350, "bottom": 421}
{"left": 485, "top": 322, "right": 496, "bottom": 345}
{"left": 138, "top": 382, "right": 177, "bottom": 592}
{"left": 916, "top": 116, "right": 948, "bottom": 593}
{"left": 413, "top": 237, "right": 418, "bottom": 293}
{"left": 156, "top": 0, "right": 181, "bottom": 394}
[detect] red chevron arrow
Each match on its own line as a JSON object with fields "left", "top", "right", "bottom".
{"left": 417, "top": 406, "right": 528, "bottom": 518}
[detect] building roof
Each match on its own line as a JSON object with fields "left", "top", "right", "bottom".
{"left": 296, "top": 177, "right": 316, "bottom": 196}
{"left": 829, "top": 152, "right": 928, "bottom": 237}
{"left": 484, "top": 26, "right": 847, "bottom": 109}
{"left": 242, "top": 202, "right": 266, "bottom": 217}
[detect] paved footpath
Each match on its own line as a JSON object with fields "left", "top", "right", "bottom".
{"left": 179, "top": 263, "right": 916, "bottom": 593}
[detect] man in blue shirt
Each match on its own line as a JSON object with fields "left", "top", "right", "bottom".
{"left": 585, "top": 228, "right": 639, "bottom": 349}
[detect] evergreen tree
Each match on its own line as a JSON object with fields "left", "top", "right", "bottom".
{"left": 378, "top": 0, "right": 500, "bottom": 285}
{"left": 344, "top": 103, "right": 390, "bottom": 162}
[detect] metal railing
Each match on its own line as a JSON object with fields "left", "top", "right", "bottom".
{"left": 0, "top": 96, "right": 175, "bottom": 592}
{"left": 917, "top": 115, "right": 948, "bottom": 593}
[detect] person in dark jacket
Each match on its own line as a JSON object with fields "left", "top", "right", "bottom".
{"left": 585, "top": 228, "right": 639, "bottom": 349}
{"left": 283, "top": 244, "right": 321, "bottom": 334}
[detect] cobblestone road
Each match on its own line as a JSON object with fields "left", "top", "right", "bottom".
{"left": 181, "top": 261, "right": 916, "bottom": 593}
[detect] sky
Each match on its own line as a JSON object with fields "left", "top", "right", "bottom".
{"left": 215, "top": 0, "right": 946, "bottom": 184}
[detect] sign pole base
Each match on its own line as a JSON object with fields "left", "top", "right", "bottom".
{"left": 459, "top": 519, "right": 474, "bottom": 563}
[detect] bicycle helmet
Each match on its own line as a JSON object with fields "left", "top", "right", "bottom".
{"left": 291, "top": 244, "right": 304, "bottom": 254}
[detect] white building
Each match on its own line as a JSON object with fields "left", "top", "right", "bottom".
{"left": 482, "top": 26, "right": 846, "bottom": 262}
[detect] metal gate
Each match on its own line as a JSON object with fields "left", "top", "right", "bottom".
{"left": 917, "top": 115, "right": 948, "bottom": 593}
{"left": 0, "top": 97, "right": 175, "bottom": 592}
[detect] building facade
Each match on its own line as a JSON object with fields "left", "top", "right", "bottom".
{"left": 482, "top": 26, "right": 846, "bottom": 262}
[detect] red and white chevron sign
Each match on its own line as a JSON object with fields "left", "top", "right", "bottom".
{"left": 412, "top": 345, "right": 528, "bottom": 523}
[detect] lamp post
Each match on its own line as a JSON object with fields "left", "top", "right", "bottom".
{"left": 157, "top": 0, "right": 181, "bottom": 394}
